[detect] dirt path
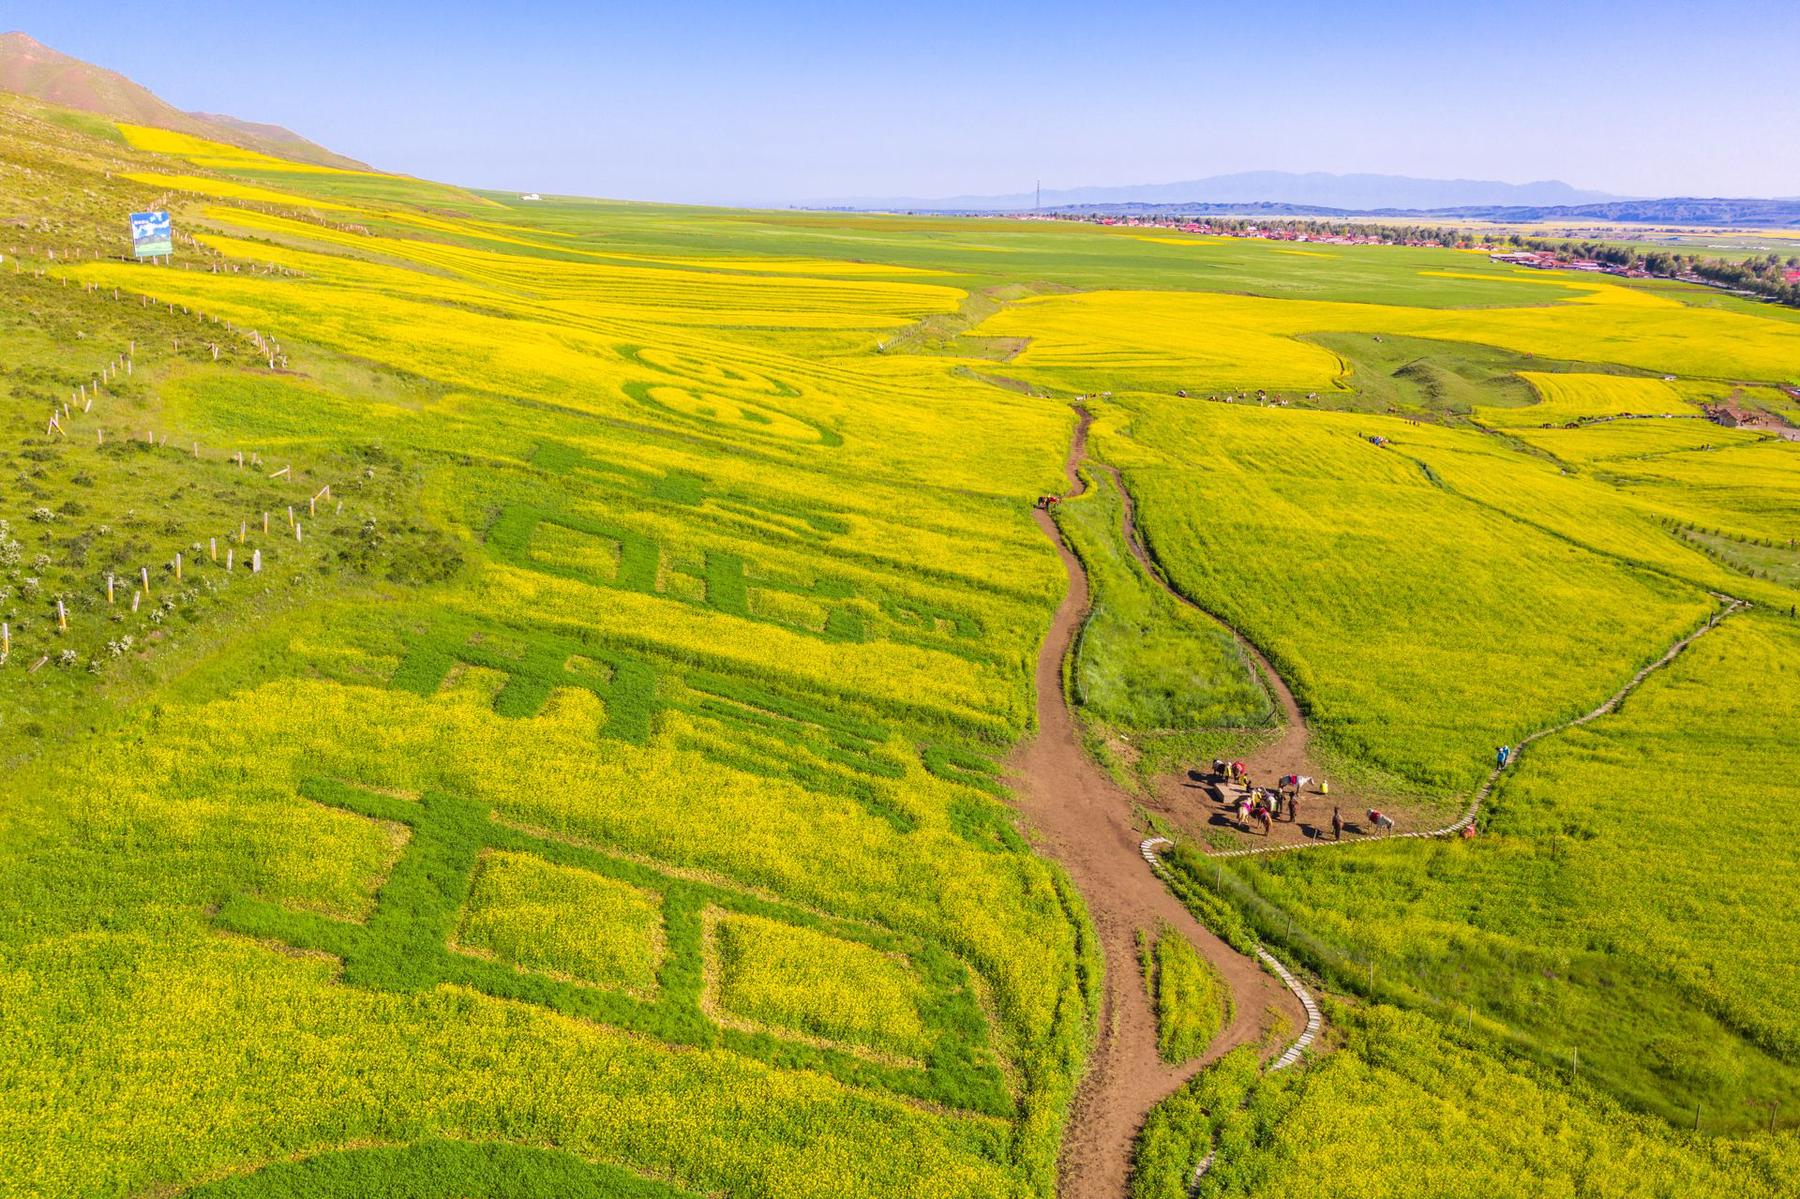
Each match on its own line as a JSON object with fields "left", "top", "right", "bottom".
{"left": 1087, "top": 463, "right": 1352, "bottom": 845}
{"left": 1014, "top": 401, "right": 1750, "bottom": 1193}
{"left": 1010, "top": 410, "right": 1303, "bottom": 1199}
{"left": 1096, "top": 454, "right": 1749, "bottom": 859}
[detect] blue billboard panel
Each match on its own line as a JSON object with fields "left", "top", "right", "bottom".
{"left": 130, "top": 210, "right": 173, "bottom": 259}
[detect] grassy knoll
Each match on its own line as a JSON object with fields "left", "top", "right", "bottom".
{"left": 1300, "top": 331, "right": 1590, "bottom": 414}
{"left": 1678, "top": 527, "right": 1800, "bottom": 588}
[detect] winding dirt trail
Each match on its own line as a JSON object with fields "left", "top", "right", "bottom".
{"left": 1010, "top": 411, "right": 1302, "bottom": 1199}
{"left": 1014, "top": 400, "right": 1752, "bottom": 1193}
{"left": 1095, "top": 451, "right": 1749, "bottom": 858}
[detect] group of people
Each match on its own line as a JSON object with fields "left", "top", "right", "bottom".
{"left": 1204, "top": 759, "right": 1408, "bottom": 842}
{"left": 1212, "top": 760, "right": 1318, "bottom": 836}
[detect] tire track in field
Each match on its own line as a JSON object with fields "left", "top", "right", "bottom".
{"left": 1012, "top": 406, "right": 1306, "bottom": 1199}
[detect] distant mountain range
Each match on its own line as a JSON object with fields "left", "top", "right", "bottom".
{"left": 816, "top": 172, "right": 1800, "bottom": 228}
{"left": 0, "top": 31, "right": 368, "bottom": 170}
{"left": 1021, "top": 196, "right": 1800, "bottom": 229}
{"left": 820, "top": 171, "right": 1625, "bottom": 214}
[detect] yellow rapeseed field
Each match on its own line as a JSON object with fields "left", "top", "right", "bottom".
{"left": 117, "top": 123, "right": 374, "bottom": 175}
{"left": 1476, "top": 372, "right": 1700, "bottom": 426}
{"left": 979, "top": 279, "right": 1800, "bottom": 391}
{"left": 9, "top": 102, "right": 1799, "bottom": 1199}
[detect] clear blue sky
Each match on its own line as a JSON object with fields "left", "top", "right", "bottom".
{"left": 10, "top": 0, "right": 1799, "bottom": 204}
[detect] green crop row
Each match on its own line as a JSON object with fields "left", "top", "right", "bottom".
{"left": 1130, "top": 1047, "right": 1261, "bottom": 1199}
{"left": 487, "top": 499, "right": 1000, "bottom": 660}
{"left": 1053, "top": 469, "right": 1271, "bottom": 745}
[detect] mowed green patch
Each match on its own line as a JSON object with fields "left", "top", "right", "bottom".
{"left": 0, "top": 273, "right": 456, "bottom": 755}
{"left": 1302, "top": 331, "right": 1590, "bottom": 414}
{"left": 1139, "top": 925, "right": 1231, "bottom": 1065}
{"left": 1678, "top": 526, "right": 1800, "bottom": 587}
{"left": 1052, "top": 467, "right": 1270, "bottom": 764}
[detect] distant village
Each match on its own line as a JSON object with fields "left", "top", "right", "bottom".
{"left": 1488, "top": 248, "right": 1800, "bottom": 289}
{"left": 1010, "top": 211, "right": 1800, "bottom": 307}
{"left": 1011, "top": 211, "right": 1461, "bottom": 249}
{"left": 1487, "top": 249, "right": 1650, "bottom": 278}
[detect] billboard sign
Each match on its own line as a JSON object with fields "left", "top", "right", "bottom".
{"left": 130, "top": 210, "right": 173, "bottom": 259}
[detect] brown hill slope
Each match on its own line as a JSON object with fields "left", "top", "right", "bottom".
{"left": 0, "top": 31, "right": 370, "bottom": 170}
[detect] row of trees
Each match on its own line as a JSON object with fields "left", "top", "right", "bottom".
{"left": 1527, "top": 240, "right": 1800, "bottom": 307}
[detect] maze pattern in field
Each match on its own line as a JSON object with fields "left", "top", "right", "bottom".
{"left": 530, "top": 439, "right": 851, "bottom": 540}
{"left": 215, "top": 778, "right": 1010, "bottom": 1114}
{"left": 387, "top": 616, "right": 982, "bottom": 831}
{"left": 519, "top": 443, "right": 995, "bottom": 660}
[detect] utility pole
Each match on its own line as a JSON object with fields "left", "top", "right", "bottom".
{"left": 1036, "top": 179, "right": 1041, "bottom": 213}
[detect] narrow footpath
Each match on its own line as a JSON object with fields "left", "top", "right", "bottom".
{"left": 1094, "top": 460, "right": 1314, "bottom": 787}
{"left": 1010, "top": 410, "right": 1303, "bottom": 1199}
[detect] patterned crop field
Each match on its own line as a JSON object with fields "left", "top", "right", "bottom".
{"left": 4, "top": 86, "right": 1799, "bottom": 1199}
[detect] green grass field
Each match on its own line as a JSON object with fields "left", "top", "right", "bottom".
{"left": 1051, "top": 467, "right": 1272, "bottom": 781}
{"left": 1139, "top": 924, "right": 1233, "bottom": 1065}
{"left": 3, "top": 86, "right": 1799, "bottom": 1197}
